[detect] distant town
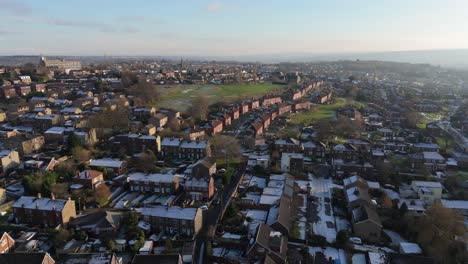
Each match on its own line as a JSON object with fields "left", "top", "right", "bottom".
{"left": 0, "top": 55, "right": 467, "bottom": 264}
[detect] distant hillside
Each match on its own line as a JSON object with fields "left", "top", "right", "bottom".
{"left": 235, "top": 49, "right": 468, "bottom": 69}
{"left": 1, "top": 49, "right": 468, "bottom": 69}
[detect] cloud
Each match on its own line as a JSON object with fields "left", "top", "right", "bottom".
{"left": 206, "top": 1, "right": 222, "bottom": 13}
{"left": 0, "top": 0, "right": 32, "bottom": 15}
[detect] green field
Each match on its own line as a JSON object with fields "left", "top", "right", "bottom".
{"left": 157, "top": 83, "right": 285, "bottom": 111}
{"left": 289, "top": 98, "right": 348, "bottom": 125}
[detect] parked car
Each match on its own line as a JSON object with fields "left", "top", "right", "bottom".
{"left": 349, "top": 237, "right": 362, "bottom": 245}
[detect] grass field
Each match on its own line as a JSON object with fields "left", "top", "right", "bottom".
{"left": 452, "top": 170, "right": 468, "bottom": 181}
{"left": 289, "top": 98, "right": 348, "bottom": 125}
{"left": 157, "top": 83, "right": 285, "bottom": 111}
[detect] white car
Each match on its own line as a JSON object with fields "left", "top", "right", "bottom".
{"left": 200, "top": 205, "right": 209, "bottom": 210}
{"left": 349, "top": 237, "right": 362, "bottom": 245}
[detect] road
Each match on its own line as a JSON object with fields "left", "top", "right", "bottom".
{"left": 194, "top": 163, "right": 246, "bottom": 263}
{"left": 204, "top": 163, "right": 246, "bottom": 230}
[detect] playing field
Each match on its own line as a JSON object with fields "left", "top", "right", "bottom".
{"left": 157, "top": 83, "right": 285, "bottom": 111}
{"left": 289, "top": 98, "right": 347, "bottom": 125}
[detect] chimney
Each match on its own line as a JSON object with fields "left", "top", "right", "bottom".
{"left": 51, "top": 193, "right": 55, "bottom": 200}
{"left": 37, "top": 193, "right": 42, "bottom": 198}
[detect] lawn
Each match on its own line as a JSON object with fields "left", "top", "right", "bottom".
{"left": 451, "top": 170, "right": 468, "bottom": 181}
{"left": 289, "top": 98, "right": 348, "bottom": 125}
{"left": 416, "top": 116, "right": 432, "bottom": 129}
{"left": 157, "top": 83, "right": 285, "bottom": 111}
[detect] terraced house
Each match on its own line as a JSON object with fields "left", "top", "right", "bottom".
{"left": 12, "top": 195, "right": 76, "bottom": 227}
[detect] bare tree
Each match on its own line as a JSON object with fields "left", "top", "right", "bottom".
{"left": 130, "top": 81, "right": 160, "bottom": 106}
{"left": 191, "top": 96, "right": 210, "bottom": 121}
{"left": 404, "top": 111, "right": 422, "bottom": 128}
{"left": 210, "top": 135, "right": 241, "bottom": 167}
{"left": 72, "top": 146, "right": 91, "bottom": 163}
{"left": 408, "top": 204, "right": 466, "bottom": 263}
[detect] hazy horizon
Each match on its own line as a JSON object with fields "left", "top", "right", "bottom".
{"left": 1, "top": 0, "right": 468, "bottom": 57}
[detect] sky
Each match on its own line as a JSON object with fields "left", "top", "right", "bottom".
{"left": 0, "top": 0, "right": 467, "bottom": 56}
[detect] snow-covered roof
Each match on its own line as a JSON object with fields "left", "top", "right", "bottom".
{"left": 422, "top": 151, "right": 445, "bottom": 161}
{"left": 141, "top": 206, "right": 198, "bottom": 220}
{"left": 180, "top": 140, "right": 208, "bottom": 149}
{"left": 262, "top": 187, "right": 282, "bottom": 196}
{"left": 161, "top": 137, "right": 181, "bottom": 146}
{"left": 45, "top": 126, "right": 66, "bottom": 134}
{"left": 89, "top": 158, "right": 124, "bottom": 168}
{"left": 128, "top": 172, "right": 177, "bottom": 184}
{"left": 441, "top": 199, "right": 468, "bottom": 210}
{"left": 13, "top": 196, "right": 69, "bottom": 211}
{"left": 414, "top": 143, "right": 440, "bottom": 149}
{"left": 411, "top": 181, "right": 442, "bottom": 188}
{"left": 399, "top": 242, "right": 422, "bottom": 254}
{"left": 259, "top": 195, "right": 280, "bottom": 205}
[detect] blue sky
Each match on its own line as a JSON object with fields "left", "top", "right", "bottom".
{"left": 0, "top": 0, "right": 467, "bottom": 56}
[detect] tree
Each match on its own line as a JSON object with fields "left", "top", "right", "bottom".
{"left": 131, "top": 150, "right": 157, "bottom": 173}
{"left": 121, "top": 71, "right": 138, "bottom": 88}
{"left": 67, "top": 132, "right": 82, "bottom": 154}
{"left": 94, "top": 184, "right": 111, "bottom": 207}
{"left": 191, "top": 96, "right": 210, "bottom": 121}
{"left": 335, "top": 230, "right": 349, "bottom": 246}
{"left": 375, "top": 160, "right": 393, "bottom": 180}
{"left": 22, "top": 171, "right": 58, "bottom": 196}
{"left": 399, "top": 202, "right": 408, "bottom": 216}
{"left": 42, "top": 171, "right": 59, "bottom": 196}
{"left": 0, "top": 76, "right": 3, "bottom": 86}
{"left": 404, "top": 111, "right": 422, "bottom": 128}
{"left": 316, "top": 120, "right": 334, "bottom": 142}
{"left": 53, "top": 228, "right": 71, "bottom": 248}
{"left": 72, "top": 146, "right": 90, "bottom": 163}
{"left": 128, "top": 81, "right": 160, "bottom": 106}
{"left": 86, "top": 108, "right": 130, "bottom": 138}
{"left": 107, "top": 239, "right": 116, "bottom": 251}
{"left": 164, "top": 239, "right": 173, "bottom": 253}
{"left": 408, "top": 204, "right": 467, "bottom": 263}
{"left": 210, "top": 135, "right": 241, "bottom": 167}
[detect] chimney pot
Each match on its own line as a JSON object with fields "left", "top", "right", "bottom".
{"left": 37, "top": 193, "right": 42, "bottom": 198}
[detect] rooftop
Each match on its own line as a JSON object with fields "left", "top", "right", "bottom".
{"left": 141, "top": 206, "right": 198, "bottom": 220}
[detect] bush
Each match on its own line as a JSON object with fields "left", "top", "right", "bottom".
{"left": 335, "top": 230, "right": 348, "bottom": 247}
{"left": 308, "top": 234, "right": 328, "bottom": 247}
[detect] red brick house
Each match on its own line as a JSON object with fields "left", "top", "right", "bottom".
{"left": 249, "top": 99, "right": 260, "bottom": 110}
{"left": 229, "top": 106, "right": 240, "bottom": 120}
{"left": 16, "top": 85, "right": 31, "bottom": 96}
{"left": 0, "top": 252, "right": 55, "bottom": 264}
{"left": 251, "top": 121, "right": 263, "bottom": 136}
{"left": 205, "top": 119, "right": 223, "bottom": 136}
{"left": 293, "top": 101, "right": 311, "bottom": 112}
{"left": 73, "top": 170, "right": 104, "bottom": 189}
{"left": 0, "top": 232, "right": 15, "bottom": 253}
{"left": 32, "top": 83, "right": 47, "bottom": 93}
{"left": 241, "top": 102, "right": 249, "bottom": 114}
{"left": 222, "top": 113, "right": 232, "bottom": 127}
{"left": 246, "top": 223, "right": 288, "bottom": 264}
{"left": 260, "top": 113, "right": 271, "bottom": 130}
{"left": 277, "top": 104, "right": 291, "bottom": 115}
{"left": 12, "top": 195, "right": 76, "bottom": 227}
{"left": 1, "top": 86, "right": 17, "bottom": 99}
{"left": 262, "top": 96, "right": 282, "bottom": 107}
